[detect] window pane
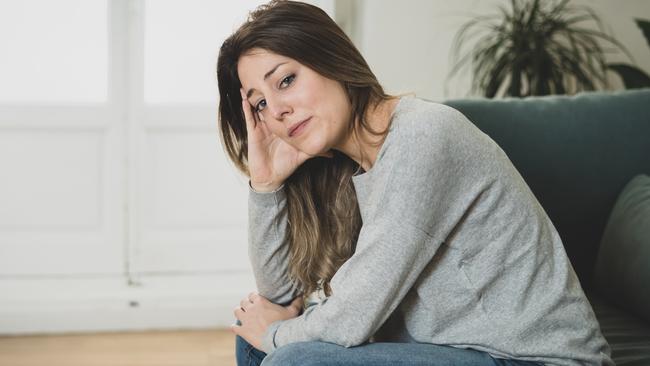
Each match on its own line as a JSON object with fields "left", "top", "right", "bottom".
{"left": 144, "top": 0, "right": 267, "bottom": 104}
{"left": 0, "top": 0, "right": 107, "bottom": 103}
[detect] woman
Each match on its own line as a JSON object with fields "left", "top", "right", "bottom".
{"left": 216, "top": 1, "right": 612, "bottom": 365}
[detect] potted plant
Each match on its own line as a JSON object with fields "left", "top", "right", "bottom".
{"left": 447, "top": 0, "right": 635, "bottom": 98}
{"left": 607, "top": 19, "right": 650, "bottom": 89}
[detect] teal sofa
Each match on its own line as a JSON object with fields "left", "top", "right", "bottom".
{"left": 445, "top": 89, "right": 650, "bottom": 365}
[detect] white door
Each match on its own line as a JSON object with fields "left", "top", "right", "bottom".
{"left": 0, "top": 0, "right": 334, "bottom": 334}
{"left": 0, "top": 1, "right": 124, "bottom": 277}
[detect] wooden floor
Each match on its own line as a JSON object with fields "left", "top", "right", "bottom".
{"left": 0, "top": 329, "right": 236, "bottom": 366}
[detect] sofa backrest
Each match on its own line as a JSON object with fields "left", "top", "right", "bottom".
{"left": 444, "top": 89, "right": 650, "bottom": 290}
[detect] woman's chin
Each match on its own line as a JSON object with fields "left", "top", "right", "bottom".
{"left": 297, "top": 142, "right": 330, "bottom": 158}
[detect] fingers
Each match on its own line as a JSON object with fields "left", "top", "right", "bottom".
{"left": 230, "top": 322, "right": 242, "bottom": 335}
{"left": 240, "top": 88, "right": 256, "bottom": 132}
{"left": 239, "top": 299, "right": 250, "bottom": 311}
{"left": 233, "top": 305, "right": 245, "bottom": 319}
{"left": 241, "top": 89, "right": 273, "bottom": 144}
{"left": 248, "top": 292, "right": 260, "bottom": 303}
{"left": 288, "top": 296, "right": 304, "bottom": 315}
{"left": 237, "top": 292, "right": 262, "bottom": 313}
{"left": 290, "top": 296, "right": 304, "bottom": 307}
{"left": 257, "top": 115, "right": 272, "bottom": 136}
{"left": 232, "top": 292, "right": 263, "bottom": 332}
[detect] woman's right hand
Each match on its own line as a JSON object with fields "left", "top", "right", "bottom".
{"left": 240, "top": 89, "right": 331, "bottom": 192}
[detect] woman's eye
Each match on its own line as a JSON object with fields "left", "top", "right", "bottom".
{"left": 280, "top": 74, "right": 295, "bottom": 88}
{"left": 255, "top": 99, "right": 266, "bottom": 112}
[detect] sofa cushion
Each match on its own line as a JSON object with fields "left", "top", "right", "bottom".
{"left": 589, "top": 292, "right": 650, "bottom": 366}
{"left": 445, "top": 89, "right": 650, "bottom": 290}
{"left": 593, "top": 174, "right": 650, "bottom": 323}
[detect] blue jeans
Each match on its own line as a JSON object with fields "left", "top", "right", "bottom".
{"left": 235, "top": 335, "right": 544, "bottom": 366}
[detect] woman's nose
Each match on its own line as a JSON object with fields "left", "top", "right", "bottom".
{"left": 268, "top": 97, "right": 292, "bottom": 120}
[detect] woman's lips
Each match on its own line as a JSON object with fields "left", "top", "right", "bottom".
{"left": 289, "top": 117, "right": 311, "bottom": 137}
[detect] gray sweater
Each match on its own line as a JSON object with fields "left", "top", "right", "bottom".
{"left": 248, "top": 96, "right": 613, "bottom": 365}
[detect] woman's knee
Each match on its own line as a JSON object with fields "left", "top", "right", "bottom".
{"left": 261, "top": 342, "right": 326, "bottom": 366}
{"left": 235, "top": 335, "right": 249, "bottom": 355}
{"left": 235, "top": 335, "right": 267, "bottom": 366}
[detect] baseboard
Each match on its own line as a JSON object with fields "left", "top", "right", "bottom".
{"left": 0, "top": 272, "right": 256, "bottom": 335}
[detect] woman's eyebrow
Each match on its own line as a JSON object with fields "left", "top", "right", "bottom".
{"left": 246, "top": 62, "right": 288, "bottom": 99}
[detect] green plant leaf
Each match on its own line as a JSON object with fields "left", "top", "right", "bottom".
{"left": 635, "top": 19, "right": 650, "bottom": 49}
{"left": 447, "top": 0, "right": 637, "bottom": 97}
{"left": 607, "top": 64, "right": 650, "bottom": 89}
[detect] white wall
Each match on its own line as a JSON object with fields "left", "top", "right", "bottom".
{"left": 352, "top": 0, "right": 650, "bottom": 101}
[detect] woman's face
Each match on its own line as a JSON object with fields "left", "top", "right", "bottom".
{"left": 237, "top": 48, "right": 352, "bottom": 156}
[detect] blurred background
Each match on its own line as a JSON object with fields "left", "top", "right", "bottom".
{"left": 0, "top": 0, "right": 648, "bottom": 364}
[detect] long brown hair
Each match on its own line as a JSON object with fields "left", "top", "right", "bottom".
{"left": 217, "top": 0, "right": 391, "bottom": 300}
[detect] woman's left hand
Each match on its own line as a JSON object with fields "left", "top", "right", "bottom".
{"left": 231, "top": 292, "right": 303, "bottom": 351}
